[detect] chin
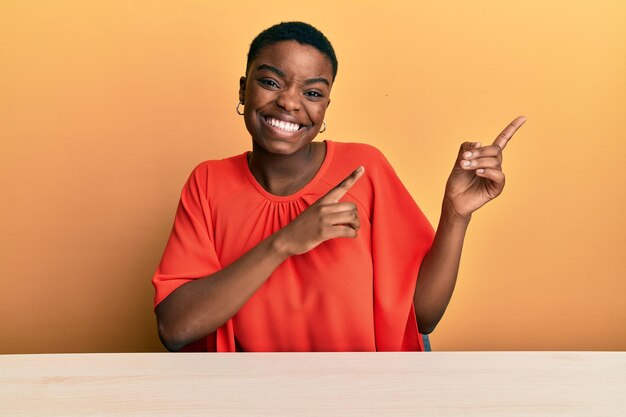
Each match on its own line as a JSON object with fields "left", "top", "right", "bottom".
{"left": 255, "top": 138, "right": 311, "bottom": 156}
{"left": 251, "top": 126, "right": 316, "bottom": 154}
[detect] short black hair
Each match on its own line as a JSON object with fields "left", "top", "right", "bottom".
{"left": 246, "top": 21, "right": 338, "bottom": 81}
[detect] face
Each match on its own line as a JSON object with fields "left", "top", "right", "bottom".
{"left": 239, "top": 41, "right": 334, "bottom": 156}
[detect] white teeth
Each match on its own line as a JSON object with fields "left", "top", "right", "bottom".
{"left": 266, "top": 117, "right": 300, "bottom": 132}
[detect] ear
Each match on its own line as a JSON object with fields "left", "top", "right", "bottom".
{"left": 239, "top": 76, "right": 247, "bottom": 103}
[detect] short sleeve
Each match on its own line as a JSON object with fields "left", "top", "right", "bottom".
{"left": 151, "top": 164, "right": 222, "bottom": 308}
{"left": 368, "top": 149, "right": 435, "bottom": 351}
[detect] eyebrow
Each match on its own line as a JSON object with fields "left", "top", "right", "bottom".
{"left": 305, "top": 77, "right": 330, "bottom": 87}
{"left": 256, "top": 64, "right": 330, "bottom": 87}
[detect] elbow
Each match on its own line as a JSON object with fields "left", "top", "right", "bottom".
{"left": 156, "top": 306, "right": 199, "bottom": 352}
{"left": 419, "top": 324, "right": 435, "bottom": 335}
{"left": 156, "top": 300, "right": 218, "bottom": 351}
{"left": 157, "top": 320, "right": 187, "bottom": 352}
{"left": 156, "top": 300, "right": 195, "bottom": 352}
{"left": 416, "top": 316, "right": 441, "bottom": 335}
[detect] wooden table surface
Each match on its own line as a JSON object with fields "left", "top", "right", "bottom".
{"left": 1, "top": 351, "right": 624, "bottom": 416}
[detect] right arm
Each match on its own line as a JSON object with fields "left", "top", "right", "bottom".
{"left": 156, "top": 166, "right": 364, "bottom": 351}
{"left": 156, "top": 232, "right": 288, "bottom": 352}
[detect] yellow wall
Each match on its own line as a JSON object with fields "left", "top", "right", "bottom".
{"left": 1, "top": 1, "right": 625, "bottom": 353}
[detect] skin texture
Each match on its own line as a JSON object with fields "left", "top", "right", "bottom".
{"left": 155, "top": 39, "right": 526, "bottom": 350}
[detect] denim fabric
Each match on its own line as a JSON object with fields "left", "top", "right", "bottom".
{"left": 422, "top": 334, "right": 432, "bottom": 352}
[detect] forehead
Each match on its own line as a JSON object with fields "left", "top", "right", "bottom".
{"left": 251, "top": 41, "right": 333, "bottom": 81}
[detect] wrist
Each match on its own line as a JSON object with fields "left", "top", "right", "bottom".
{"left": 441, "top": 198, "right": 472, "bottom": 227}
{"left": 267, "top": 230, "right": 294, "bottom": 261}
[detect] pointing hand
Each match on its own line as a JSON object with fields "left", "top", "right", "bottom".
{"left": 444, "top": 116, "right": 526, "bottom": 218}
{"left": 277, "top": 166, "right": 365, "bottom": 256}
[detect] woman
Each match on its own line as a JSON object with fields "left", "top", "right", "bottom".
{"left": 152, "top": 22, "right": 525, "bottom": 352}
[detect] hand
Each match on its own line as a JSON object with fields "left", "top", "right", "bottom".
{"left": 276, "top": 166, "right": 365, "bottom": 256}
{"left": 444, "top": 116, "right": 526, "bottom": 218}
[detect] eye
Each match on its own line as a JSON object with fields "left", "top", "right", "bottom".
{"left": 304, "top": 90, "right": 324, "bottom": 99}
{"left": 260, "top": 79, "right": 280, "bottom": 89}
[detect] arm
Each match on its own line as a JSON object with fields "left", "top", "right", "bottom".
{"left": 156, "top": 233, "right": 288, "bottom": 352}
{"left": 156, "top": 167, "right": 365, "bottom": 351}
{"left": 413, "top": 116, "right": 526, "bottom": 334}
{"left": 413, "top": 200, "right": 469, "bottom": 334}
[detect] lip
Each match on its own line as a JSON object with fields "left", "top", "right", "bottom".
{"left": 261, "top": 115, "right": 307, "bottom": 138}
{"left": 263, "top": 114, "right": 305, "bottom": 127}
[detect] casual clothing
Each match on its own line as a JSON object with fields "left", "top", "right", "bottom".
{"left": 152, "top": 140, "right": 434, "bottom": 351}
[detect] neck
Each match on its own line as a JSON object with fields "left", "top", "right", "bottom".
{"left": 248, "top": 142, "right": 326, "bottom": 196}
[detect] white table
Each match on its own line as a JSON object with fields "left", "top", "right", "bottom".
{"left": 1, "top": 352, "right": 624, "bottom": 416}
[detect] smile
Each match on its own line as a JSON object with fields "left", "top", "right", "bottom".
{"left": 264, "top": 117, "right": 303, "bottom": 133}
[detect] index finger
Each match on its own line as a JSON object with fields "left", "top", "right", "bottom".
{"left": 320, "top": 166, "right": 365, "bottom": 204}
{"left": 493, "top": 116, "right": 527, "bottom": 150}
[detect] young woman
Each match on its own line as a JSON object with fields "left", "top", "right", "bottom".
{"left": 152, "top": 22, "right": 525, "bottom": 352}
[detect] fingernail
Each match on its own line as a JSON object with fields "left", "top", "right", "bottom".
{"left": 477, "top": 168, "right": 485, "bottom": 174}
{"left": 355, "top": 166, "right": 364, "bottom": 173}
{"left": 473, "top": 142, "right": 482, "bottom": 148}
{"left": 462, "top": 160, "right": 471, "bottom": 167}
{"left": 463, "top": 151, "right": 472, "bottom": 158}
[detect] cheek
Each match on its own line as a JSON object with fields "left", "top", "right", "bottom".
{"left": 244, "top": 84, "right": 270, "bottom": 107}
{"left": 308, "top": 103, "right": 328, "bottom": 123}
{"left": 243, "top": 108, "right": 259, "bottom": 135}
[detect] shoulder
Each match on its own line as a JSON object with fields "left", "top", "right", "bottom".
{"left": 189, "top": 153, "right": 245, "bottom": 180}
{"left": 328, "top": 140, "right": 396, "bottom": 181}
{"left": 182, "top": 153, "right": 248, "bottom": 200}
{"left": 330, "top": 141, "right": 389, "bottom": 165}
{"left": 323, "top": 141, "right": 405, "bottom": 210}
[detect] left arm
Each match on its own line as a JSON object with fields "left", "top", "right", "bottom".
{"left": 414, "top": 116, "right": 526, "bottom": 334}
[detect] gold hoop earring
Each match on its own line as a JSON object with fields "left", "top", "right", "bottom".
{"left": 236, "top": 101, "right": 244, "bottom": 115}
{"left": 319, "top": 121, "right": 327, "bottom": 134}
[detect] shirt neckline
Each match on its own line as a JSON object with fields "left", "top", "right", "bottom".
{"left": 241, "top": 140, "right": 334, "bottom": 202}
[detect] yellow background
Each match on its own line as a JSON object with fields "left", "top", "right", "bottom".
{"left": 1, "top": 1, "right": 625, "bottom": 353}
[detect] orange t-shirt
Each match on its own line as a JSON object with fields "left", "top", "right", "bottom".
{"left": 152, "top": 140, "right": 434, "bottom": 351}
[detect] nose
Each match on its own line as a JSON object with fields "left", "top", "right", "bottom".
{"left": 276, "top": 87, "right": 301, "bottom": 112}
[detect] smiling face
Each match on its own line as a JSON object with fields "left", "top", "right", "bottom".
{"left": 239, "top": 40, "right": 334, "bottom": 156}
